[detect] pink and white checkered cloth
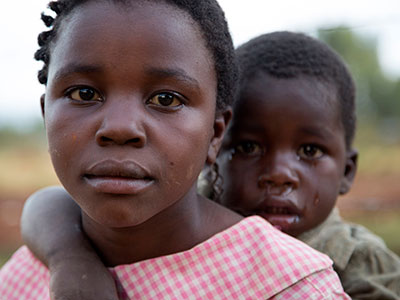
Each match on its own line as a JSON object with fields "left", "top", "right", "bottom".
{"left": 0, "top": 216, "right": 350, "bottom": 299}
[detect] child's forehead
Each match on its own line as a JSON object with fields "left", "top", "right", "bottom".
{"left": 238, "top": 73, "right": 340, "bottom": 113}
{"left": 231, "top": 74, "right": 345, "bottom": 137}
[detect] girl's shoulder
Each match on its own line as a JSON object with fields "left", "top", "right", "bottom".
{"left": 0, "top": 246, "right": 50, "bottom": 300}
{"left": 110, "top": 216, "right": 337, "bottom": 299}
{"left": 225, "top": 216, "right": 333, "bottom": 273}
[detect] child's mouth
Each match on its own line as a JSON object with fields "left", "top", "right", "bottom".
{"left": 264, "top": 207, "right": 291, "bottom": 214}
{"left": 255, "top": 201, "right": 301, "bottom": 232}
{"left": 259, "top": 209, "right": 300, "bottom": 233}
{"left": 260, "top": 211, "right": 300, "bottom": 232}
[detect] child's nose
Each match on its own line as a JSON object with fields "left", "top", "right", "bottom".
{"left": 258, "top": 154, "right": 299, "bottom": 189}
{"left": 95, "top": 100, "right": 147, "bottom": 147}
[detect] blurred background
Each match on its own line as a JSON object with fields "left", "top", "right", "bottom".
{"left": 0, "top": 0, "right": 399, "bottom": 266}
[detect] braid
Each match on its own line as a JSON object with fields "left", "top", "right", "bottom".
{"left": 198, "top": 164, "right": 223, "bottom": 202}
{"left": 34, "top": 0, "right": 72, "bottom": 84}
{"left": 209, "top": 163, "right": 223, "bottom": 202}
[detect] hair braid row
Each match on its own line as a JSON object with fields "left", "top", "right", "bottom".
{"left": 34, "top": 0, "right": 78, "bottom": 85}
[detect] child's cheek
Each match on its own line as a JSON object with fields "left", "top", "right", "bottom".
{"left": 311, "top": 158, "right": 343, "bottom": 201}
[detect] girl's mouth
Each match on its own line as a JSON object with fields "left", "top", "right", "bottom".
{"left": 84, "top": 175, "right": 154, "bottom": 195}
{"left": 83, "top": 160, "right": 154, "bottom": 195}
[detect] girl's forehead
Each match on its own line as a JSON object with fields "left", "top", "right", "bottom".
{"left": 54, "top": 1, "right": 207, "bottom": 58}
{"left": 59, "top": 1, "right": 197, "bottom": 41}
{"left": 48, "top": 0, "right": 216, "bottom": 88}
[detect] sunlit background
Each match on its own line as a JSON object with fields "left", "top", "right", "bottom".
{"left": 1, "top": 0, "right": 399, "bottom": 266}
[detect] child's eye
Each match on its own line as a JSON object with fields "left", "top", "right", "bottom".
{"left": 298, "top": 144, "right": 324, "bottom": 159}
{"left": 67, "top": 87, "right": 102, "bottom": 102}
{"left": 147, "top": 92, "right": 182, "bottom": 108}
{"left": 235, "top": 141, "right": 262, "bottom": 155}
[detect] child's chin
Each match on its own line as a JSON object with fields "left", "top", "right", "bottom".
{"left": 259, "top": 213, "right": 300, "bottom": 235}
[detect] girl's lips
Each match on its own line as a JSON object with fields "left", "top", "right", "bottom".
{"left": 83, "top": 159, "right": 154, "bottom": 195}
{"left": 84, "top": 175, "right": 154, "bottom": 195}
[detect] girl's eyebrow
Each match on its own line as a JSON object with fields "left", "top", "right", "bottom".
{"left": 145, "top": 66, "right": 201, "bottom": 91}
{"left": 52, "top": 64, "right": 201, "bottom": 91}
{"left": 52, "top": 64, "right": 103, "bottom": 81}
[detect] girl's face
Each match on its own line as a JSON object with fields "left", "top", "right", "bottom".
{"left": 43, "top": 1, "right": 223, "bottom": 228}
{"left": 217, "top": 73, "right": 357, "bottom": 237}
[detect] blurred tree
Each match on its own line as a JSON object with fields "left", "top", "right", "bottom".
{"left": 317, "top": 26, "right": 400, "bottom": 142}
{"left": 0, "top": 121, "right": 46, "bottom": 149}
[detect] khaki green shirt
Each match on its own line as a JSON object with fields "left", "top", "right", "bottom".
{"left": 298, "top": 208, "right": 400, "bottom": 300}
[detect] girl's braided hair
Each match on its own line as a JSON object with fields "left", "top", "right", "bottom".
{"left": 34, "top": 0, "right": 238, "bottom": 111}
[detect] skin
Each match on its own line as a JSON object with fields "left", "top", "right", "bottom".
{"left": 22, "top": 187, "right": 120, "bottom": 300}
{"left": 217, "top": 72, "right": 357, "bottom": 237}
{"left": 42, "top": 0, "right": 241, "bottom": 267}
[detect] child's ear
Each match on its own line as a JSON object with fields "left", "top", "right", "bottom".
{"left": 339, "top": 149, "right": 358, "bottom": 195}
{"left": 206, "top": 108, "right": 232, "bottom": 165}
{"left": 40, "top": 94, "right": 46, "bottom": 118}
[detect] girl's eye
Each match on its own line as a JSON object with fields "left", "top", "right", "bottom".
{"left": 68, "top": 87, "right": 102, "bottom": 102}
{"left": 148, "top": 92, "right": 182, "bottom": 107}
{"left": 235, "top": 141, "right": 262, "bottom": 155}
{"left": 298, "top": 145, "right": 324, "bottom": 159}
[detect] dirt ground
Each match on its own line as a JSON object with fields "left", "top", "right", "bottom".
{"left": 0, "top": 173, "right": 398, "bottom": 256}
{"left": 338, "top": 173, "right": 400, "bottom": 211}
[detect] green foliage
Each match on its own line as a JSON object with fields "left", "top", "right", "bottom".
{"left": 317, "top": 26, "right": 400, "bottom": 142}
{"left": 0, "top": 121, "right": 47, "bottom": 150}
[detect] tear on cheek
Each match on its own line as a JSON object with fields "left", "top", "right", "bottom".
{"left": 49, "top": 148, "right": 61, "bottom": 158}
{"left": 186, "top": 164, "right": 194, "bottom": 179}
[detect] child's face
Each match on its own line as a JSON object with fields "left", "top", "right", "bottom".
{"left": 217, "top": 73, "right": 356, "bottom": 237}
{"left": 42, "top": 1, "right": 223, "bottom": 228}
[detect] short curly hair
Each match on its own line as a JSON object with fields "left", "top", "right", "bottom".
{"left": 236, "top": 31, "right": 356, "bottom": 148}
{"left": 34, "top": 0, "right": 238, "bottom": 111}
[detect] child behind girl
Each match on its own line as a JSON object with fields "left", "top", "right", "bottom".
{"left": 0, "top": 1, "right": 349, "bottom": 299}
{"left": 212, "top": 31, "right": 400, "bottom": 299}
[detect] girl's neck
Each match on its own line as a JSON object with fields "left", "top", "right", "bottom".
{"left": 81, "top": 186, "right": 242, "bottom": 267}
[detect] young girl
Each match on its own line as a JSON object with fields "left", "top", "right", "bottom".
{"left": 0, "top": 1, "right": 350, "bottom": 299}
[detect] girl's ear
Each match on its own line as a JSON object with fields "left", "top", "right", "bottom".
{"left": 206, "top": 108, "right": 232, "bottom": 165}
{"left": 339, "top": 149, "right": 358, "bottom": 195}
{"left": 40, "top": 94, "right": 46, "bottom": 118}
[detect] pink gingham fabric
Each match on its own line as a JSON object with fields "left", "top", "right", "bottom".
{"left": 0, "top": 216, "right": 350, "bottom": 299}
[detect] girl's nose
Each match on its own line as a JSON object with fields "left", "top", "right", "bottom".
{"left": 95, "top": 100, "right": 147, "bottom": 148}
{"left": 258, "top": 154, "right": 299, "bottom": 190}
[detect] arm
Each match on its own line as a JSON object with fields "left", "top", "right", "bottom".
{"left": 21, "top": 186, "right": 119, "bottom": 300}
